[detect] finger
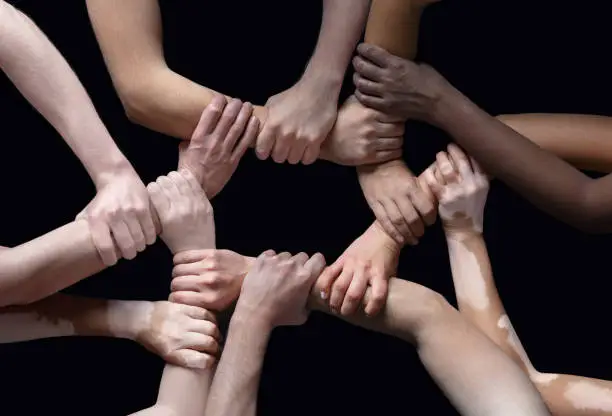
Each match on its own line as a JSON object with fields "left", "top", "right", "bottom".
{"left": 314, "top": 260, "right": 344, "bottom": 301}
{"left": 373, "top": 149, "right": 403, "bottom": 163}
{"left": 374, "top": 137, "right": 403, "bottom": 151}
{"left": 423, "top": 167, "right": 444, "bottom": 200}
{"left": 157, "top": 175, "right": 182, "bottom": 202}
{"left": 170, "top": 275, "right": 201, "bottom": 292}
{"left": 168, "top": 171, "right": 192, "bottom": 198}
{"left": 109, "top": 219, "right": 137, "bottom": 260}
{"left": 147, "top": 182, "right": 170, "bottom": 215}
{"left": 409, "top": 183, "right": 437, "bottom": 227}
{"left": 180, "top": 304, "right": 217, "bottom": 323}
{"left": 191, "top": 95, "right": 227, "bottom": 143}
{"left": 231, "top": 116, "right": 259, "bottom": 161}
{"left": 374, "top": 120, "right": 404, "bottom": 137}
{"left": 212, "top": 98, "right": 243, "bottom": 143}
{"left": 329, "top": 266, "right": 354, "bottom": 313}
{"left": 341, "top": 265, "right": 368, "bottom": 316}
{"left": 303, "top": 252, "right": 326, "bottom": 279}
{"left": 170, "top": 291, "right": 208, "bottom": 309}
{"left": 469, "top": 156, "right": 488, "bottom": 179}
{"left": 255, "top": 123, "right": 275, "bottom": 160}
{"left": 178, "top": 169, "right": 205, "bottom": 196}
{"left": 357, "top": 43, "right": 393, "bottom": 68}
{"left": 353, "top": 73, "right": 383, "bottom": 97}
{"left": 182, "top": 333, "right": 219, "bottom": 354}
{"left": 287, "top": 140, "right": 308, "bottom": 165}
{"left": 124, "top": 215, "right": 146, "bottom": 253}
{"left": 354, "top": 90, "right": 387, "bottom": 113}
{"left": 291, "top": 252, "right": 309, "bottom": 267}
{"left": 447, "top": 143, "right": 473, "bottom": 179}
{"left": 274, "top": 251, "right": 292, "bottom": 262}
{"left": 87, "top": 219, "right": 118, "bottom": 266}
{"left": 75, "top": 208, "right": 86, "bottom": 221}
{"left": 301, "top": 144, "right": 320, "bottom": 166}
{"left": 371, "top": 200, "right": 405, "bottom": 245}
{"left": 173, "top": 249, "right": 209, "bottom": 265}
{"left": 364, "top": 273, "right": 388, "bottom": 317}
{"left": 352, "top": 56, "right": 385, "bottom": 81}
{"left": 396, "top": 196, "right": 425, "bottom": 239}
{"left": 434, "top": 166, "right": 446, "bottom": 186}
{"left": 222, "top": 102, "right": 253, "bottom": 156}
{"left": 136, "top": 204, "right": 157, "bottom": 246}
{"left": 166, "top": 349, "right": 215, "bottom": 370}
{"left": 188, "top": 319, "right": 221, "bottom": 340}
{"left": 382, "top": 199, "right": 417, "bottom": 245}
{"left": 436, "top": 151, "right": 458, "bottom": 184}
{"left": 271, "top": 136, "right": 292, "bottom": 164}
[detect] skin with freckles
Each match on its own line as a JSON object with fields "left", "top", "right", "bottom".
{"left": 426, "top": 144, "right": 612, "bottom": 415}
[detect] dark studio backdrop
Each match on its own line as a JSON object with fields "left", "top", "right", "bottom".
{"left": 1, "top": 0, "right": 611, "bottom": 414}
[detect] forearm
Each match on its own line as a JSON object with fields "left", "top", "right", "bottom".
{"left": 498, "top": 113, "right": 612, "bottom": 173}
{"left": 0, "top": 221, "right": 108, "bottom": 306}
{"left": 304, "top": 0, "right": 370, "bottom": 91}
{"left": 205, "top": 312, "right": 269, "bottom": 416}
{"left": 309, "top": 278, "right": 549, "bottom": 415}
{"left": 0, "top": 293, "right": 144, "bottom": 343}
{"left": 364, "top": 0, "right": 431, "bottom": 59}
{"left": 434, "top": 89, "right": 612, "bottom": 232}
{"left": 0, "top": 1, "right": 129, "bottom": 184}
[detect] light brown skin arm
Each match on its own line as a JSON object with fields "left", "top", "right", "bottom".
{"left": 497, "top": 113, "right": 612, "bottom": 173}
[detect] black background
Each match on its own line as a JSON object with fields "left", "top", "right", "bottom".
{"left": 1, "top": 0, "right": 612, "bottom": 415}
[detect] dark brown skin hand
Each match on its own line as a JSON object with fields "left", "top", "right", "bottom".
{"left": 352, "top": 43, "right": 449, "bottom": 123}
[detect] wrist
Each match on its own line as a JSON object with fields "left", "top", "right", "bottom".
{"left": 106, "top": 300, "right": 151, "bottom": 340}
{"left": 300, "top": 64, "right": 343, "bottom": 98}
{"left": 429, "top": 82, "right": 470, "bottom": 129}
{"left": 233, "top": 301, "right": 275, "bottom": 333}
{"left": 90, "top": 153, "right": 135, "bottom": 189}
{"left": 444, "top": 228, "right": 482, "bottom": 242}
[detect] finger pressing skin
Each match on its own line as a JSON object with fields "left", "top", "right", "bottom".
{"left": 353, "top": 73, "right": 383, "bottom": 97}
{"left": 341, "top": 265, "right": 368, "bottom": 316}
{"left": 170, "top": 275, "right": 201, "bottom": 292}
{"left": 124, "top": 216, "right": 146, "bottom": 253}
{"left": 447, "top": 143, "right": 473, "bottom": 179}
{"left": 169, "top": 291, "right": 209, "bottom": 309}
{"left": 87, "top": 219, "right": 118, "bottom": 266}
{"left": 287, "top": 139, "right": 308, "bottom": 165}
{"left": 191, "top": 95, "right": 227, "bottom": 143}
{"left": 409, "top": 182, "right": 437, "bottom": 227}
{"left": 136, "top": 204, "right": 157, "bottom": 246}
{"left": 301, "top": 143, "right": 320, "bottom": 166}
{"left": 436, "top": 151, "right": 458, "bottom": 184}
{"left": 271, "top": 135, "right": 292, "bottom": 164}
{"left": 212, "top": 98, "right": 243, "bottom": 147}
{"left": 157, "top": 175, "right": 181, "bottom": 202}
{"left": 173, "top": 249, "right": 208, "bottom": 265}
{"left": 352, "top": 55, "right": 385, "bottom": 81}
{"left": 188, "top": 319, "right": 221, "bottom": 340}
{"left": 469, "top": 156, "right": 488, "bottom": 180}
{"left": 168, "top": 171, "right": 192, "bottom": 197}
{"left": 179, "top": 169, "right": 204, "bottom": 197}
{"left": 232, "top": 116, "right": 259, "bottom": 161}
{"left": 383, "top": 199, "right": 417, "bottom": 245}
{"left": 274, "top": 251, "right": 292, "bottom": 262}
{"left": 255, "top": 122, "right": 276, "bottom": 160}
{"left": 292, "top": 252, "right": 309, "bottom": 268}
{"left": 354, "top": 89, "right": 386, "bottom": 113}
{"left": 373, "top": 149, "right": 403, "bottom": 164}
{"left": 222, "top": 102, "right": 253, "bottom": 157}
{"left": 109, "top": 219, "right": 137, "bottom": 260}
{"left": 434, "top": 166, "right": 446, "bottom": 187}
{"left": 374, "top": 119, "right": 404, "bottom": 137}
{"left": 314, "top": 260, "right": 343, "bottom": 300}
{"left": 365, "top": 272, "right": 388, "bottom": 316}
{"left": 147, "top": 182, "right": 170, "bottom": 216}
{"left": 167, "top": 349, "right": 215, "bottom": 370}
{"left": 180, "top": 304, "right": 217, "bottom": 323}
{"left": 329, "top": 266, "right": 354, "bottom": 312}
{"left": 396, "top": 196, "right": 425, "bottom": 238}
{"left": 303, "top": 253, "right": 326, "bottom": 279}
{"left": 183, "top": 333, "right": 219, "bottom": 354}
{"left": 423, "top": 168, "right": 444, "bottom": 200}
{"left": 374, "top": 137, "right": 403, "bottom": 151}
{"left": 371, "top": 200, "right": 405, "bottom": 245}
{"left": 356, "top": 43, "right": 392, "bottom": 68}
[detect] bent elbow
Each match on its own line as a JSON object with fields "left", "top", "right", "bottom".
{"left": 118, "top": 85, "right": 150, "bottom": 126}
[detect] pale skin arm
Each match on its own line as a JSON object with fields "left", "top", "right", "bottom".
{"left": 446, "top": 231, "right": 612, "bottom": 415}
{"left": 497, "top": 113, "right": 612, "bottom": 173}
{"left": 0, "top": 1, "right": 131, "bottom": 184}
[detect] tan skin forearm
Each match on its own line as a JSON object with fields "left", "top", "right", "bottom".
{"left": 447, "top": 232, "right": 612, "bottom": 415}
{"left": 498, "top": 114, "right": 612, "bottom": 173}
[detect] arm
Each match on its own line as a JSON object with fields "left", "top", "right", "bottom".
{"left": 0, "top": 1, "right": 131, "bottom": 185}
{"left": 497, "top": 113, "right": 612, "bottom": 173}
{"left": 85, "top": 0, "right": 266, "bottom": 140}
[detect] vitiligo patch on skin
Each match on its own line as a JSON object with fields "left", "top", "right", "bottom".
{"left": 0, "top": 312, "right": 75, "bottom": 343}
{"left": 106, "top": 300, "right": 151, "bottom": 339}
{"left": 448, "top": 239, "right": 489, "bottom": 310}
{"left": 497, "top": 315, "right": 559, "bottom": 386}
{"left": 564, "top": 381, "right": 612, "bottom": 412}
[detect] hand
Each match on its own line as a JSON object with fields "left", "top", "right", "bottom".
{"left": 147, "top": 170, "right": 215, "bottom": 254}
{"left": 320, "top": 95, "right": 404, "bottom": 166}
{"left": 237, "top": 250, "right": 326, "bottom": 328}
{"left": 178, "top": 95, "right": 259, "bottom": 199}
{"left": 255, "top": 78, "right": 338, "bottom": 165}
{"left": 423, "top": 144, "right": 489, "bottom": 238}
{"left": 169, "top": 249, "right": 255, "bottom": 311}
{"left": 358, "top": 160, "right": 436, "bottom": 246}
{"left": 352, "top": 43, "right": 451, "bottom": 123}
{"left": 132, "top": 300, "right": 220, "bottom": 369}
{"left": 315, "top": 222, "right": 400, "bottom": 316}
{"left": 77, "top": 167, "right": 157, "bottom": 266}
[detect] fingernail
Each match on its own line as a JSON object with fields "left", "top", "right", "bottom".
{"left": 320, "top": 290, "right": 327, "bottom": 300}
